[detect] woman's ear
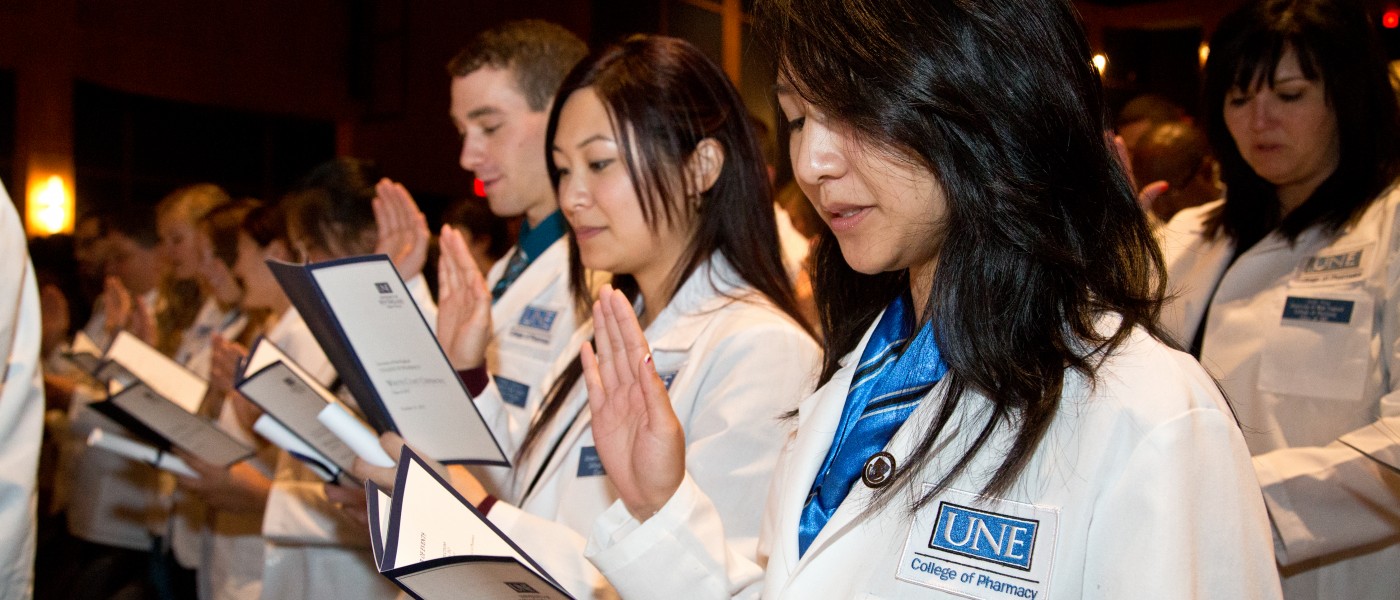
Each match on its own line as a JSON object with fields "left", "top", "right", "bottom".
{"left": 685, "top": 138, "right": 726, "bottom": 196}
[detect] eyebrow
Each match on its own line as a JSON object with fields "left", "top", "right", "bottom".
{"left": 773, "top": 82, "right": 794, "bottom": 95}
{"left": 466, "top": 107, "right": 501, "bottom": 120}
{"left": 546, "top": 133, "right": 613, "bottom": 153}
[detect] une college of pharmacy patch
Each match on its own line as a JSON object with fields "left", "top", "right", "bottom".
{"left": 898, "top": 486, "right": 1059, "bottom": 599}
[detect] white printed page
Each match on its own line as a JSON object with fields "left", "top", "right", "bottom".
{"left": 390, "top": 456, "right": 540, "bottom": 577}
{"left": 238, "top": 361, "right": 360, "bottom": 472}
{"left": 108, "top": 383, "right": 252, "bottom": 466}
{"left": 106, "top": 331, "right": 208, "bottom": 413}
{"left": 307, "top": 258, "right": 504, "bottom": 464}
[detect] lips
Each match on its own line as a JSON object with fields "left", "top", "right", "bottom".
{"left": 572, "top": 226, "right": 605, "bottom": 242}
{"left": 822, "top": 203, "right": 872, "bottom": 233}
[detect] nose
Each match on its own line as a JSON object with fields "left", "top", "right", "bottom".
{"left": 1249, "top": 94, "right": 1274, "bottom": 130}
{"left": 459, "top": 134, "right": 484, "bottom": 172}
{"left": 558, "top": 172, "right": 592, "bottom": 214}
{"left": 790, "top": 119, "right": 848, "bottom": 190}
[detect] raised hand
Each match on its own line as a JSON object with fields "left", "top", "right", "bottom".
{"left": 101, "top": 276, "right": 133, "bottom": 340}
{"left": 204, "top": 334, "right": 247, "bottom": 420}
{"left": 581, "top": 285, "right": 685, "bottom": 521}
{"left": 436, "top": 225, "right": 493, "bottom": 369}
{"left": 373, "top": 178, "right": 430, "bottom": 281}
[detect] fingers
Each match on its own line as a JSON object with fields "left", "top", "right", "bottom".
{"left": 379, "top": 432, "right": 407, "bottom": 462}
{"left": 581, "top": 341, "right": 608, "bottom": 412}
{"left": 1138, "top": 180, "right": 1169, "bottom": 213}
{"left": 438, "top": 226, "right": 463, "bottom": 300}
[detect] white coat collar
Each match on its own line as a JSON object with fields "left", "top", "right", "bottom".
{"left": 643, "top": 252, "right": 757, "bottom": 353}
{"left": 492, "top": 237, "right": 569, "bottom": 315}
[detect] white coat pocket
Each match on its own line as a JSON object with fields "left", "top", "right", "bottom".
{"left": 1257, "top": 288, "right": 1373, "bottom": 402}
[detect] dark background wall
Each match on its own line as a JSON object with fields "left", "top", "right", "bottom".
{"left": 3, "top": 0, "right": 1399, "bottom": 222}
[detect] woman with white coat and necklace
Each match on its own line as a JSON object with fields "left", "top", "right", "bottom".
{"left": 579, "top": 0, "right": 1284, "bottom": 598}
{"left": 356, "top": 35, "right": 819, "bottom": 599}
{"left": 1159, "top": 0, "right": 1400, "bottom": 597}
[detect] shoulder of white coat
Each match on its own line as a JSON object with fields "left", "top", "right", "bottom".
{"left": 1156, "top": 198, "right": 1222, "bottom": 251}
{"left": 1075, "top": 321, "right": 1228, "bottom": 426}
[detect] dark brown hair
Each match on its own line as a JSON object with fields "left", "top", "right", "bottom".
{"left": 761, "top": 0, "right": 1167, "bottom": 504}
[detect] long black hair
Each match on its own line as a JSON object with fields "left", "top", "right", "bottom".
{"left": 760, "top": 0, "right": 1167, "bottom": 503}
{"left": 515, "top": 34, "right": 816, "bottom": 464}
{"left": 1203, "top": 0, "right": 1400, "bottom": 245}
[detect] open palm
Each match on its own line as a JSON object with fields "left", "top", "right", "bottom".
{"left": 581, "top": 286, "right": 686, "bottom": 520}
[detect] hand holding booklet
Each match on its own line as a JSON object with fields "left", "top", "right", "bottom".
{"left": 86, "top": 331, "right": 254, "bottom": 468}
{"left": 235, "top": 336, "right": 391, "bottom": 483}
{"left": 367, "top": 447, "right": 574, "bottom": 600}
{"left": 267, "top": 255, "right": 507, "bottom": 465}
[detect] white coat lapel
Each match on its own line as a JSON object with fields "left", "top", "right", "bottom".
{"left": 492, "top": 238, "right": 568, "bottom": 323}
{"left": 774, "top": 318, "right": 881, "bottom": 577}
{"left": 791, "top": 377, "right": 951, "bottom": 574}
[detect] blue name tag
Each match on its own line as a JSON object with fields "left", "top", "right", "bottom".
{"left": 1281, "top": 296, "right": 1355, "bottom": 324}
{"left": 928, "top": 502, "right": 1039, "bottom": 571}
{"left": 577, "top": 446, "right": 606, "bottom": 477}
{"left": 518, "top": 306, "right": 558, "bottom": 332}
{"left": 494, "top": 375, "right": 530, "bottom": 408}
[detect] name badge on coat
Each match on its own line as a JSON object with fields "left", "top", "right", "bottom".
{"left": 508, "top": 305, "right": 558, "bottom": 345}
{"left": 898, "top": 486, "right": 1059, "bottom": 599}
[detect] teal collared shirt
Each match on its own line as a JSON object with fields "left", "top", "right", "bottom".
{"left": 491, "top": 210, "right": 567, "bottom": 302}
{"left": 516, "top": 210, "right": 567, "bottom": 265}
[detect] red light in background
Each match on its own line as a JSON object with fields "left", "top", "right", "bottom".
{"left": 473, "top": 178, "right": 486, "bottom": 197}
{"left": 1384, "top": 9, "right": 1400, "bottom": 28}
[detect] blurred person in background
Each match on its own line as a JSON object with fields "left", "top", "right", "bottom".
{"left": 1160, "top": 0, "right": 1400, "bottom": 597}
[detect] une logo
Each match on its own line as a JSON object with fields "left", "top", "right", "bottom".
{"left": 375, "top": 282, "right": 393, "bottom": 294}
{"left": 505, "top": 582, "right": 539, "bottom": 593}
{"left": 928, "top": 502, "right": 1037, "bottom": 571}
{"left": 1303, "top": 250, "right": 1362, "bottom": 273}
{"left": 518, "top": 306, "right": 558, "bottom": 332}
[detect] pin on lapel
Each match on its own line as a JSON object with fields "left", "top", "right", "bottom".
{"left": 861, "top": 451, "right": 896, "bottom": 488}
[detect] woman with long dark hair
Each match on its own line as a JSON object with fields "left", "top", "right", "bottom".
{"left": 1160, "top": 0, "right": 1400, "bottom": 597}
{"left": 403, "top": 34, "right": 818, "bottom": 598}
{"left": 581, "top": 0, "right": 1281, "bottom": 597}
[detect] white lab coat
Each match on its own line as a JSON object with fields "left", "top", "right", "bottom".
{"left": 259, "top": 277, "right": 436, "bottom": 600}
{"left": 0, "top": 181, "right": 45, "bottom": 600}
{"left": 586, "top": 314, "right": 1283, "bottom": 599}
{"left": 162, "top": 297, "right": 245, "bottom": 587}
{"left": 61, "top": 289, "right": 161, "bottom": 552}
{"left": 482, "top": 238, "right": 582, "bottom": 432}
{"left": 473, "top": 254, "right": 819, "bottom": 599}
{"left": 1159, "top": 189, "right": 1400, "bottom": 599}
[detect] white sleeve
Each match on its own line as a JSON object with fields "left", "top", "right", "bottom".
{"left": 261, "top": 451, "right": 369, "bottom": 547}
{"left": 1084, "top": 408, "right": 1283, "bottom": 599}
{"left": 586, "top": 471, "right": 768, "bottom": 600}
{"left": 0, "top": 181, "right": 44, "bottom": 600}
{"left": 1254, "top": 409, "right": 1400, "bottom": 566}
{"left": 585, "top": 322, "right": 817, "bottom": 599}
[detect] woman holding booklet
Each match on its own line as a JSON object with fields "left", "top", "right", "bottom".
{"left": 357, "top": 35, "right": 819, "bottom": 599}
{"left": 578, "top": 0, "right": 1283, "bottom": 598}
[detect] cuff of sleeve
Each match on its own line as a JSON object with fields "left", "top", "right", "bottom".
{"left": 586, "top": 472, "right": 698, "bottom": 572}
{"left": 1253, "top": 452, "right": 1309, "bottom": 565}
{"left": 457, "top": 366, "right": 490, "bottom": 397}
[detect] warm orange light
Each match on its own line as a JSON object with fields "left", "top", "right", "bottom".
{"left": 1092, "top": 54, "right": 1108, "bottom": 76}
{"left": 26, "top": 174, "right": 74, "bottom": 237}
{"left": 1199, "top": 43, "right": 1211, "bottom": 69}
